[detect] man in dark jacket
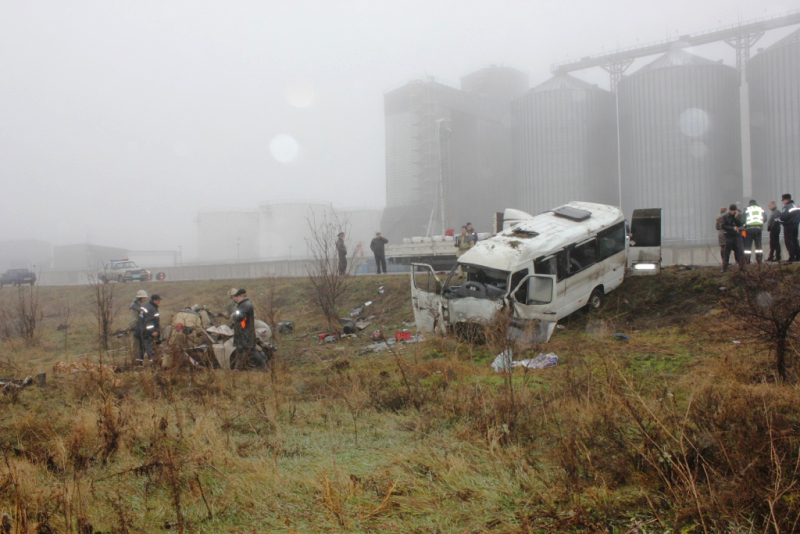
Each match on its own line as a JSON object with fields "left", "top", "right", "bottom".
{"left": 230, "top": 289, "right": 265, "bottom": 370}
{"left": 720, "top": 205, "right": 746, "bottom": 272}
{"left": 336, "top": 232, "right": 347, "bottom": 275}
{"left": 766, "top": 201, "right": 782, "bottom": 262}
{"left": 779, "top": 194, "right": 800, "bottom": 262}
{"left": 134, "top": 294, "right": 161, "bottom": 364}
{"left": 370, "top": 232, "right": 388, "bottom": 274}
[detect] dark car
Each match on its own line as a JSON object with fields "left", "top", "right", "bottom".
{"left": 99, "top": 260, "right": 151, "bottom": 284}
{"left": 0, "top": 268, "right": 37, "bottom": 287}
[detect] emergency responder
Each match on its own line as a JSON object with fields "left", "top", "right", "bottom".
{"left": 466, "top": 222, "right": 478, "bottom": 244}
{"left": 129, "top": 290, "right": 148, "bottom": 357}
{"left": 134, "top": 294, "right": 161, "bottom": 364}
{"left": 766, "top": 201, "right": 782, "bottom": 262}
{"left": 715, "top": 207, "right": 727, "bottom": 259}
{"left": 370, "top": 232, "right": 388, "bottom": 274}
{"left": 230, "top": 289, "right": 265, "bottom": 370}
{"left": 742, "top": 199, "right": 766, "bottom": 264}
{"left": 720, "top": 205, "right": 746, "bottom": 272}
{"left": 779, "top": 194, "right": 800, "bottom": 262}
{"left": 225, "top": 288, "right": 238, "bottom": 318}
{"left": 336, "top": 232, "right": 347, "bottom": 275}
{"left": 455, "top": 225, "right": 473, "bottom": 257}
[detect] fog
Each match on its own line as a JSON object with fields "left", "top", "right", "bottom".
{"left": 0, "top": 0, "right": 795, "bottom": 259}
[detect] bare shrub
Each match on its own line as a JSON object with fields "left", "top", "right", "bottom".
{"left": 87, "top": 274, "right": 120, "bottom": 353}
{"left": 723, "top": 265, "right": 800, "bottom": 380}
{"left": 305, "top": 209, "right": 355, "bottom": 329}
{"left": 0, "top": 284, "right": 43, "bottom": 345}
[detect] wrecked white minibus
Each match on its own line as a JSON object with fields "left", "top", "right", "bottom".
{"left": 410, "top": 201, "right": 659, "bottom": 343}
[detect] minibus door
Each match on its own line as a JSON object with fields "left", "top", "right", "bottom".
{"left": 410, "top": 263, "right": 444, "bottom": 334}
{"left": 508, "top": 274, "right": 558, "bottom": 342}
{"left": 629, "top": 208, "right": 662, "bottom": 275}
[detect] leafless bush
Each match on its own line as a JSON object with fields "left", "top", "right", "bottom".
{"left": 723, "top": 265, "right": 800, "bottom": 380}
{"left": 0, "top": 285, "right": 44, "bottom": 345}
{"left": 305, "top": 210, "right": 355, "bottom": 328}
{"left": 87, "top": 274, "right": 120, "bottom": 352}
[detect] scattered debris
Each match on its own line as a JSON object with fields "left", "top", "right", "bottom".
{"left": 492, "top": 350, "right": 558, "bottom": 372}
{"left": 395, "top": 330, "right": 412, "bottom": 341}
{"left": 371, "top": 329, "right": 383, "bottom": 341}
{"left": 338, "top": 318, "right": 357, "bottom": 334}
{"left": 57, "top": 323, "right": 69, "bottom": 331}
{"left": 354, "top": 319, "right": 372, "bottom": 330}
{"left": 402, "top": 320, "right": 416, "bottom": 327}
{"left": 378, "top": 286, "right": 385, "bottom": 294}
{"left": 719, "top": 287, "right": 727, "bottom": 292}
{"left": 614, "top": 333, "right": 630, "bottom": 341}
{"left": 277, "top": 321, "right": 294, "bottom": 334}
{"left": 556, "top": 324, "right": 565, "bottom": 330}
{"left": 0, "top": 376, "right": 33, "bottom": 394}
{"left": 350, "top": 305, "right": 364, "bottom": 318}
{"left": 732, "top": 340, "right": 742, "bottom": 344}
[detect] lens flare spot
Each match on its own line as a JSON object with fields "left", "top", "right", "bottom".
{"left": 679, "top": 108, "right": 710, "bottom": 138}
{"left": 270, "top": 134, "right": 299, "bottom": 163}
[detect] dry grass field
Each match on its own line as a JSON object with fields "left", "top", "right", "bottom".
{"left": 1, "top": 268, "right": 799, "bottom": 533}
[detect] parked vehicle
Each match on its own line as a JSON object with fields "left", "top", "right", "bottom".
{"left": 410, "top": 202, "right": 660, "bottom": 343}
{"left": 99, "top": 260, "right": 151, "bottom": 284}
{"left": 0, "top": 268, "right": 36, "bottom": 287}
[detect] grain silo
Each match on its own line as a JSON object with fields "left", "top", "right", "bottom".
{"left": 749, "top": 28, "right": 800, "bottom": 203}
{"left": 618, "top": 50, "right": 742, "bottom": 245}
{"left": 512, "top": 74, "right": 618, "bottom": 216}
{"left": 258, "top": 202, "right": 336, "bottom": 259}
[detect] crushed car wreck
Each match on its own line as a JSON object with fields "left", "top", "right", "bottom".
{"left": 410, "top": 201, "right": 660, "bottom": 343}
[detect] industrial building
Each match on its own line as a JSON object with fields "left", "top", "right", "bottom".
{"left": 749, "top": 28, "right": 800, "bottom": 205}
{"left": 381, "top": 67, "right": 529, "bottom": 241}
{"left": 512, "top": 74, "right": 618, "bottom": 217}
{"left": 618, "top": 50, "right": 743, "bottom": 245}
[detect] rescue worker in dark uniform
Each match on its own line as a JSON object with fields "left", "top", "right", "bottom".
{"left": 766, "top": 201, "right": 782, "bottom": 262}
{"left": 336, "top": 232, "right": 347, "bottom": 275}
{"left": 230, "top": 288, "right": 265, "bottom": 370}
{"left": 779, "top": 193, "right": 800, "bottom": 262}
{"left": 370, "top": 231, "right": 388, "bottom": 274}
{"left": 134, "top": 294, "right": 161, "bottom": 364}
{"left": 720, "top": 205, "right": 746, "bottom": 272}
{"left": 742, "top": 199, "right": 766, "bottom": 264}
{"left": 129, "top": 289, "right": 148, "bottom": 356}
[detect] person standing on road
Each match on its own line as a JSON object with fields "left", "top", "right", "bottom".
{"left": 134, "top": 294, "right": 161, "bottom": 364}
{"left": 715, "top": 206, "right": 727, "bottom": 259}
{"left": 336, "top": 232, "right": 347, "bottom": 275}
{"left": 370, "top": 232, "right": 388, "bottom": 274}
{"left": 766, "top": 201, "right": 782, "bottom": 262}
{"left": 466, "top": 222, "right": 478, "bottom": 244}
{"left": 742, "top": 199, "right": 766, "bottom": 264}
{"left": 721, "top": 205, "right": 746, "bottom": 272}
{"left": 230, "top": 288, "right": 265, "bottom": 370}
{"left": 129, "top": 289, "right": 148, "bottom": 357}
{"left": 779, "top": 193, "right": 800, "bottom": 262}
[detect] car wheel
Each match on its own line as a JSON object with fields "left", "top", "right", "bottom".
{"left": 118, "top": 275, "right": 124, "bottom": 283}
{"left": 587, "top": 287, "right": 604, "bottom": 311}
{"left": 100, "top": 276, "right": 107, "bottom": 284}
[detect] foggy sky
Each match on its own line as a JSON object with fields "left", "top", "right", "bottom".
{"left": 1, "top": 0, "right": 796, "bottom": 259}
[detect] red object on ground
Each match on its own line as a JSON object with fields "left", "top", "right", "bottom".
{"left": 395, "top": 331, "right": 412, "bottom": 341}
{"left": 445, "top": 228, "right": 455, "bottom": 237}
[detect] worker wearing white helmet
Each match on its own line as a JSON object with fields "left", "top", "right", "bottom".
{"left": 129, "top": 289, "right": 149, "bottom": 355}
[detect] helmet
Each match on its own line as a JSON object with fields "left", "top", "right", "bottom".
{"left": 229, "top": 288, "right": 238, "bottom": 297}
{"left": 136, "top": 290, "right": 148, "bottom": 299}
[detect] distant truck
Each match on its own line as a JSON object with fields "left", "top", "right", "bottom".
{"left": 0, "top": 268, "right": 36, "bottom": 287}
{"left": 99, "top": 260, "right": 152, "bottom": 284}
{"left": 410, "top": 202, "right": 661, "bottom": 343}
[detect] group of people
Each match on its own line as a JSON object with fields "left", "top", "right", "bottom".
{"left": 716, "top": 194, "right": 800, "bottom": 272}
{"left": 335, "top": 230, "right": 390, "bottom": 275}
{"left": 128, "top": 287, "right": 265, "bottom": 369}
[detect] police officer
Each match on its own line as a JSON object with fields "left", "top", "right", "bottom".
{"left": 720, "top": 205, "right": 746, "bottom": 272}
{"left": 336, "top": 232, "right": 347, "bottom": 275}
{"left": 230, "top": 289, "right": 265, "bottom": 370}
{"left": 779, "top": 194, "right": 800, "bottom": 262}
{"left": 370, "top": 232, "right": 388, "bottom": 274}
{"left": 766, "top": 201, "right": 782, "bottom": 262}
{"left": 134, "top": 294, "right": 161, "bottom": 364}
{"left": 742, "top": 199, "right": 766, "bottom": 264}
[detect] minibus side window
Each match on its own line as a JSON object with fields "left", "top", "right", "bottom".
{"left": 568, "top": 239, "right": 597, "bottom": 274}
{"left": 597, "top": 222, "right": 626, "bottom": 261}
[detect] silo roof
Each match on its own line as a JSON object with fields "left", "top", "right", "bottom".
{"left": 764, "top": 28, "right": 800, "bottom": 51}
{"left": 636, "top": 49, "right": 720, "bottom": 73}
{"left": 531, "top": 73, "right": 601, "bottom": 93}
